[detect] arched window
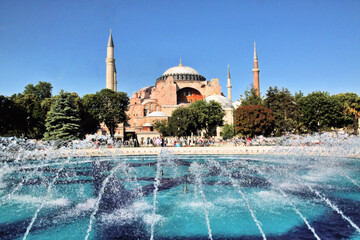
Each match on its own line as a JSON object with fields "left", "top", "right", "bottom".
{"left": 144, "top": 105, "right": 148, "bottom": 116}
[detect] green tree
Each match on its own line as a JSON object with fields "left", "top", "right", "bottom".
{"left": 294, "top": 91, "right": 304, "bottom": 102}
{"left": 264, "top": 86, "right": 299, "bottom": 135}
{"left": 298, "top": 91, "right": 344, "bottom": 132}
{"left": 221, "top": 124, "right": 235, "bottom": 139}
{"left": 333, "top": 93, "right": 360, "bottom": 134}
{"left": 83, "top": 89, "right": 129, "bottom": 138}
{"left": 153, "top": 119, "right": 170, "bottom": 137}
{"left": 234, "top": 105, "right": 275, "bottom": 137}
{"left": 12, "top": 93, "right": 46, "bottom": 138}
{"left": 189, "top": 100, "right": 225, "bottom": 137}
{"left": 0, "top": 95, "right": 27, "bottom": 137}
{"left": 167, "top": 107, "right": 197, "bottom": 137}
{"left": 9, "top": 81, "right": 53, "bottom": 139}
{"left": 240, "top": 85, "right": 263, "bottom": 106}
{"left": 44, "top": 91, "right": 81, "bottom": 140}
{"left": 24, "top": 81, "right": 52, "bottom": 100}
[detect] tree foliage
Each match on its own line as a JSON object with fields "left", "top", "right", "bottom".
{"left": 0, "top": 95, "right": 26, "bottom": 137}
{"left": 333, "top": 93, "right": 360, "bottom": 133}
{"left": 264, "top": 86, "right": 299, "bottom": 135}
{"left": 298, "top": 91, "right": 344, "bottom": 132}
{"left": 234, "top": 105, "right": 275, "bottom": 137}
{"left": 189, "top": 100, "right": 225, "bottom": 137}
{"left": 5, "top": 81, "right": 54, "bottom": 139}
{"left": 83, "top": 89, "right": 129, "bottom": 138}
{"left": 153, "top": 100, "right": 225, "bottom": 137}
{"left": 24, "top": 81, "right": 52, "bottom": 100}
{"left": 153, "top": 119, "right": 170, "bottom": 137}
{"left": 44, "top": 91, "right": 81, "bottom": 140}
{"left": 167, "top": 107, "right": 197, "bottom": 137}
{"left": 240, "top": 85, "right": 263, "bottom": 106}
{"left": 221, "top": 124, "right": 235, "bottom": 139}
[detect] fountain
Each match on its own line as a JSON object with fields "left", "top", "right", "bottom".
{"left": 0, "top": 134, "right": 360, "bottom": 239}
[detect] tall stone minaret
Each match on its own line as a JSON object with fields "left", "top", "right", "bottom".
{"left": 252, "top": 42, "right": 260, "bottom": 96}
{"left": 113, "top": 66, "right": 117, "bottom": 92}
{"left": 106, "top": 30, "right": 116, "bottom": 91}
{"left": 227, "top": 64, "right": 232, "bottom": 101}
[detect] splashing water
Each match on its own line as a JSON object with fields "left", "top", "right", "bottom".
{"left": 208, "top": 159, "right": 267, "bottom": 240}
{"left": 308, "top": 185, "right": 360, "bottom": 234}
{"left": 1, "top": 134, "right": 360, "bottom": 239}
{"left": 189, "top": 162, "right": 213, "bottom": 240}
{"left": 150, "top": 152, "right": 163, "bottom": 240}
{"left": 84, "top": 161, "right": 122, "bottom": 240}
{"left": 22, "top": 151, "right": 72, "bottom": 240}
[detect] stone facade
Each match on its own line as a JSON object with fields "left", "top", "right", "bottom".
{"left": 127, "top": 61, "right": 222, "bottom": 135}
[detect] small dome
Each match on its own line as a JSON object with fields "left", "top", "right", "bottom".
{"left": 232, "top": 100, "right": 241, "bottom": 109}
{"left": 143, "top": 122, "right": 153, "bottom": 127}
{"left": 205, "top": 95, "right": 233, "bottom": 109}
{"left": 147, "top": 111, "right": 169, "bottom": 117}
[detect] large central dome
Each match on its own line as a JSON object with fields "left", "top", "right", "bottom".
{"left": 163, "top": 65, "right": 200, "bottom": 75}
{"left": 157, "top": 60, "right": 206, "bottom": 82}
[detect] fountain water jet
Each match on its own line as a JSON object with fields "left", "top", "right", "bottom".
{"left": 208, "top": 159, "right": 267, "bottom": 240}
{"left": 308, "top": 185, "right": 360, "bottom": 234}
{"left": 189, "top": 162, "right": 214, "bottom": 240}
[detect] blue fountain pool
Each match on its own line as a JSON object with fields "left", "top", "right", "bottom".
{"left": 1, "top": 151, "right": 360, "bottom": 240}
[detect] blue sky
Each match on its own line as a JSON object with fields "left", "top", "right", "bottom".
{"left": 0, "top": 0, "right": 359, "bottom": 99}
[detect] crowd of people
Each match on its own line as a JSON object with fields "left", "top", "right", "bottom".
{"left": 93, "top": 136, "right": 234, "bottom": 148}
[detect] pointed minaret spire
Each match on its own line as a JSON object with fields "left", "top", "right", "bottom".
{"left": 227, "top": 64, "right": 232, "bottom": 101}
{"left": 108, "top": 29, "right": 114, "bottom": 47}
{"left": 106, "top": 29, "right": 116, "bottom": 91}
{"left": 252, "top": 41, "right": 260, "bottom": 96}
{"left": 179, "top": 58, "right": 183, "bottom": 66}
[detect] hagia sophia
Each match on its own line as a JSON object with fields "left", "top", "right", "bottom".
{"left": 101, "top": 30, "right": 260, "bottom": 140}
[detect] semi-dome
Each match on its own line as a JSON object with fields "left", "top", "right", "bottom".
{"left": 147, "top": 111, "right": 169, "bottom": 117}
{"left": 205, "top": 95, "right": 234, "bottom": 109}
{"left": 157, "top": 59, "right": 206, "bottom": 82}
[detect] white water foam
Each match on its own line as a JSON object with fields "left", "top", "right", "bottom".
{"left": 10, "top": 194, "right": 69, "bottom": 207}
{"left": 100, "top": 200, "right": 154, "bottom": 225}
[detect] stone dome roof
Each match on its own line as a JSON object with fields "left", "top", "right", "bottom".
{"left": 163, "top": 65, "right": 200, "bottom": 76}
{"left": 205, "top": 95, "right": 234, "bottom": 109}
{"left": 157, "top": 60, "right": 206, "bottom": 82}
{"left": 143, "top": 122, "right": 153, "bottom": 127}
{"left": 147, "top": 111, "right": 169, "bottom": 117}
{"left": 232, "top": 100, "right": 241, "bottom": 109}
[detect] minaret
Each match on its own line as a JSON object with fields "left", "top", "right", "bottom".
{"left": 252, "top": 42, "right": 260, "bottom": 96}
{"left": 227, "top": 64, "right": 232, "bottom": 101}
{"left": 106, "top": 29, "right": 116, "bottom": 91}
{"left": 113, "top": 66, "right": 117, "bottom": 92}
